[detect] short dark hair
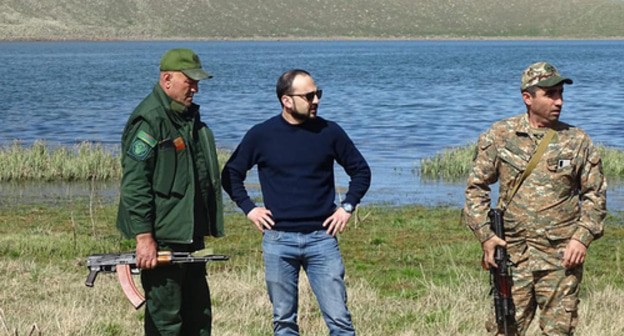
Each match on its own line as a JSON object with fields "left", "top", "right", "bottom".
{"left": 522, "top": 85, "right": 538, "bottom": 97}
{"left": 276, "top": 69, "right": 311, "bottom": 103}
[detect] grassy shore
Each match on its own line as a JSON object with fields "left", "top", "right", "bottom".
{"left": 0, "top": 141, "right": 231, "bottom": 182}
{"left": 0, "top": 197, "right": 623, "bottom": 335}
{"left": 420, "top": 143, "right": 624, "bottom": 182}
{"left": 3, "top": 141, "right": 623, "bottom": 184}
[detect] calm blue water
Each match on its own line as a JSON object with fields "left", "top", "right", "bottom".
{"left": 1, "top": 40, "right": 623, "bottom": 210}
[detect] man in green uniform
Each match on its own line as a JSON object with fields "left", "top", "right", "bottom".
{"left": 464, "top": 62, "right": 607, "bottom": 335}
{"left": 116, "top": 48, "right": 224, "bottom": 336}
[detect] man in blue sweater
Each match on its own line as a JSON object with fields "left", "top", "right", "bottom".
{"left": 221, "top": 69, "right": 371, "bottom": 335}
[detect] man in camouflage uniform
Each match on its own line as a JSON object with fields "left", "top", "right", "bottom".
{"left": 464, "top": 62, "right": 607, "bottom": 335}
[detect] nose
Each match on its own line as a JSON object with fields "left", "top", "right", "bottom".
{"left": 554, "top": 94, "right": 563, "bottom": 106}
{"left": 312, "top": 92, "right": 320, "bottom": 104}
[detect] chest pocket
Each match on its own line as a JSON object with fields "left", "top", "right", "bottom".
{"left": 498, "top": 142, "right": 531, "bottom": 174}
{"left": 546, "top": 155, "right": 577, "bottom": 188}
{"left": 153, "top": 138, "right": 189, "bottom": 197}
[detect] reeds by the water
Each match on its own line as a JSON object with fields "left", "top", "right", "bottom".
{"left": 420, "top": 143, "right": 624, "bottom": 181}
{"left": 0, "top": 141, "right": 120, "bottom": 182}
{"left": 419, "top": 144, "right": 476, "bottom": 181}
{"left": 2, "top": 140, "right": 621, "bottom": 183}
{"left": 0, "top": 141, "right": 232, "bottom": 182}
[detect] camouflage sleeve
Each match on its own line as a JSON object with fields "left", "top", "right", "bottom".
{"left": 573, "top": 141, "right": 607, "bottom": 246}
{"left": 119, "top": 120, "right": 157, "bottom": 236}
{"left": 464, "top": 131, "right": 499, "bottom": 243}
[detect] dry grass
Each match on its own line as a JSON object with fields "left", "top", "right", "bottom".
{"left": 2, "top": 259, "right": 624, "bottom": 335}
{"left": 0, "top": 201, "right": 622, "bottom": 335}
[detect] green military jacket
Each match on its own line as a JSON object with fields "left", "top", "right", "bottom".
{"left": 116, "top": 84, "right": 224, "bottom": 244}
{"left": 464, "top": 113, "right": 606, "bottom": 271}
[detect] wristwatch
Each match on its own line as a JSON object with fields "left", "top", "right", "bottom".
{"left": 341, "top": 202, "right": 355, "bottom": 214}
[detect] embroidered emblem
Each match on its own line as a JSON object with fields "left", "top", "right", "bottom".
{"left": 128, "top": 130, "right": 156, "bottom": 160}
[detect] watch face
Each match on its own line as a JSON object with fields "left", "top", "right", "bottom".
{"left": 342, "top": 203, "right": 354, "bottom": 213}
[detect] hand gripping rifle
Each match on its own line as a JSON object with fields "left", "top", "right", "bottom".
{"left": 85, "top": 251, "right": 229, "bottom": 309}
{"left": 488, "top": 208, "right": 516, "bottom": 335}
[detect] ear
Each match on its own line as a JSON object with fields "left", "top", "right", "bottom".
{"left": 281, "top": 95, "right": 292, "bottom": 108}
{"left": 521, "top": 91, "right": 533, "bottom": 107}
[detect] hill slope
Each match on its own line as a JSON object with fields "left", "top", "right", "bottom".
{"left": 2, "top": 0, "right": 624, "bottom": 40}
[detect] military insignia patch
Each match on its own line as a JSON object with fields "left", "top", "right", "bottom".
{"left": 173, "top": 137, "right": 186, "bottom": 151}
{"left": 128, "top": 130, "right": 156, "bottom": 160}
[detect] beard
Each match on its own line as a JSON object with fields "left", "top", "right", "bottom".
{"left": 290, "top": 102, "right": 318, "bottom": 122}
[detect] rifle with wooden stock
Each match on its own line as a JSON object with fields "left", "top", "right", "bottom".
{"left": 488, "top": 208, "right": 516, "bottom": 335}
{"left": 85, "top": 251, "right": 229, "bottom": 309}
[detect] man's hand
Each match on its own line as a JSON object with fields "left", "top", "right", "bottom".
{"left": 562, "top": 239, "right": 587, "bottom": 269}
{"left": 247, "top": 207, "right": 275, "bottom": 232}
{"left": 135, "top": 233, "right": 158, "bottom": 269}
{"left": 323, "top": 207, "right": 351, "bottom": 236}
{"left": 481, "top": 235, "right": 507, "bottom": 270}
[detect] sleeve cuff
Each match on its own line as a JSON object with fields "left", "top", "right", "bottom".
{"left": 473, "top": 225, "right": 495, "bottom": 244}
{"left": 572, "top": 227, "right": 594, "bottom": 247}
{"left": 130, "top": 219, "right": 153, "bottom": 236}
{"left": 240, "top": 199, "right": 257, "bottom": 215}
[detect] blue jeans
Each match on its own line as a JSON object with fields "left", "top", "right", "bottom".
{"left": 262, "top": 230, "right": 356, "bottom": 336}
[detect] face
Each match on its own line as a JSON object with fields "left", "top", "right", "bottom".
{"left": 523, "top": 84, "right": 564, "bottom": 128}
{"left": 281, "top": 74, "right": 321, "bottom": 124}
{"left": 161, "top": 71, "right": 199, "bottom": 107}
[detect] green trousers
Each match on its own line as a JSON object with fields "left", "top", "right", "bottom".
{"left": 141, "top": 263, "right": 212, "bottom": 336}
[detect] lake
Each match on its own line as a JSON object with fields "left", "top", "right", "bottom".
{"left": 0, "top": 40, "right": 623, "bottom": 210}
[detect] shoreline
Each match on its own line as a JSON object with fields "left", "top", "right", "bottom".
{"left": 2, "top": 35, "right": 624, "bottom": 43}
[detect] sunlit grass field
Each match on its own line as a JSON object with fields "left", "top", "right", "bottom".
{"left": 0, "top": 198, "right": 623, "bottom": 335}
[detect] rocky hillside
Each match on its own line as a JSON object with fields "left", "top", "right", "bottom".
{"left": 2, "top": 0, "right": 624, "bottom": 40}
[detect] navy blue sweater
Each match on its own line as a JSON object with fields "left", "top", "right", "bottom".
{"left": 221, "top": 115, "right": 371, "bottom": 232}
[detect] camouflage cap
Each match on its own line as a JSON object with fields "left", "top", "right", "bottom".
{"left": 520, "top": 62, "right": 572, "bottom": 91}
{"left": 159, "top": 48, "right": 212, "bottom": 81}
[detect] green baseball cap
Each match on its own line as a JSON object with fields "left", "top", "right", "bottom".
{"left": 520, "top": 62, "right": 572, "bottom": 91}
{"left": 159, "top": 48, "right": 212, "bottom": 81}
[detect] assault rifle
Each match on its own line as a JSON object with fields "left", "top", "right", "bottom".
{"left": 488, "top": 208, "right": 516, "bottom": 335}
{"left": 85, "top": 251, "right": 229, "bottom": 309}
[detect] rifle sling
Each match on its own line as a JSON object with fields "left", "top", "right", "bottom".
{"left": 500, "top": 128, "right": 556, "bottom": 211}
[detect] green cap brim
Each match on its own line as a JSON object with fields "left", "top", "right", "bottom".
{"left": 537, "top": 76, "right": 573, "bottom": 88}
{"left": 182, "top": 69, "right": 212, "bottom": 81}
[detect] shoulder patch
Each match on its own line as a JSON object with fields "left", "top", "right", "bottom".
{"left": 127, "top": 131, "right": 156, "bottom": 161}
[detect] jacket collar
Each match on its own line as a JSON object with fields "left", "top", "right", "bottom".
{"left": 514, "top": 112, "right": 564, "bottom": 136}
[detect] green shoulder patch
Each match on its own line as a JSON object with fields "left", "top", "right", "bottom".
{"left": 128, "top": 131, "right": 156, "bottom": 161}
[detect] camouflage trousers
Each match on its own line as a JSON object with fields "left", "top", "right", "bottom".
{"left": 487, "top": 265, "right": 582, "bottom": 336}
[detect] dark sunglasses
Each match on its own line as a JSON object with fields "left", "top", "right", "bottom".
{"left": 288, "top": 89, "right": 323, "bottom": 102}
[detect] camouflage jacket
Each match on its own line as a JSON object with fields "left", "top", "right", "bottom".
{"left": 464, "top": 113, "right": 607, "bottom": 271}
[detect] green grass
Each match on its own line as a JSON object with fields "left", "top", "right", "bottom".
{"left": 0, "top": 198, "right": 623, "bottom": 335}
{"left": 419, "top": 144, "right": 476, "bottom": 182}
{"left": 0, "top": 141, "right": 231, "bottom": 182}
{"left": 0, "top": 141, "right": 120, "bottom": 182}
{"left": 420, "top": 143, "right": 624, "bottom": 182}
